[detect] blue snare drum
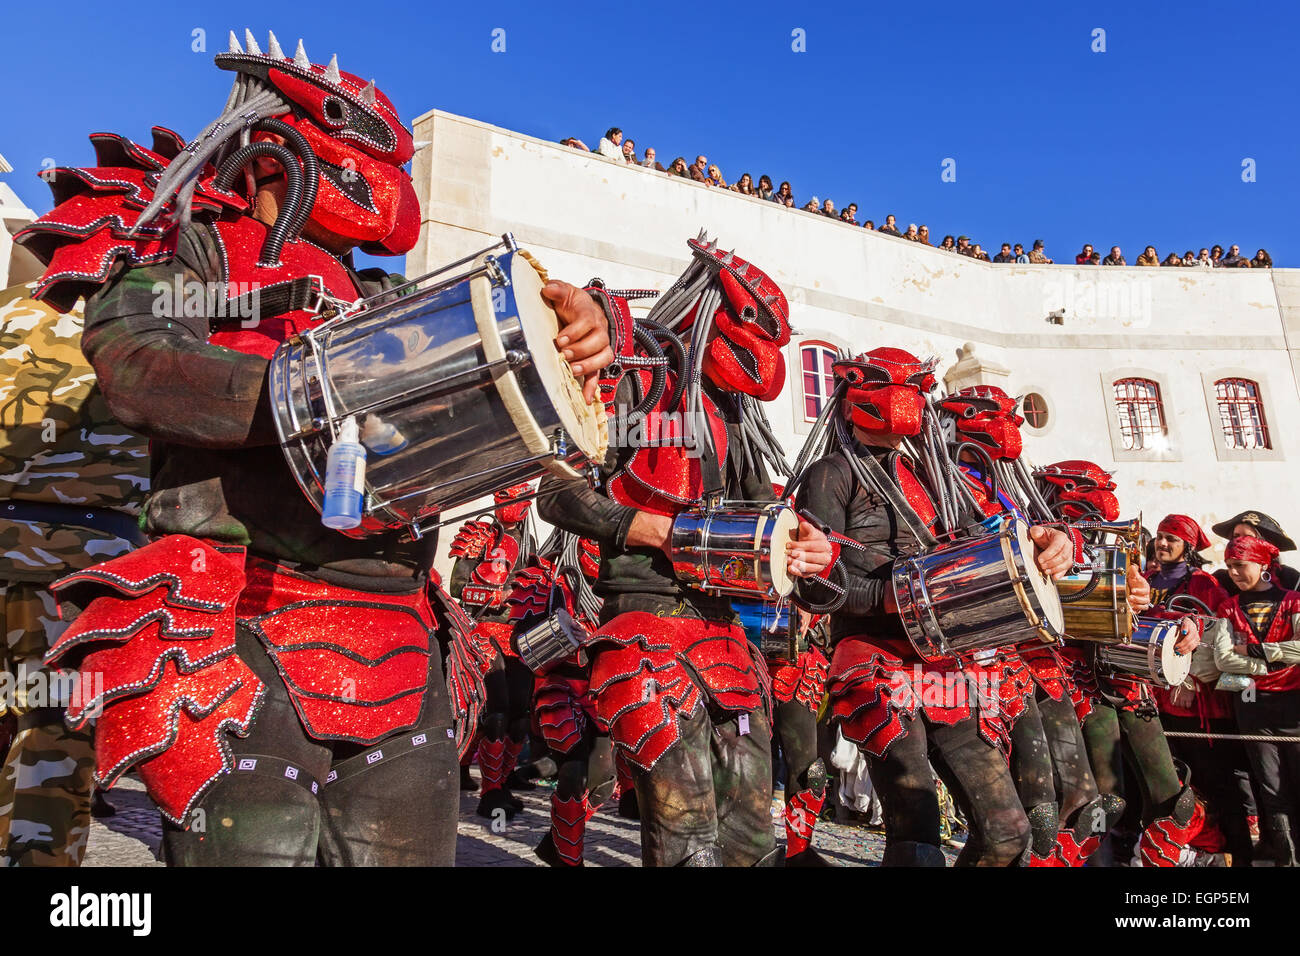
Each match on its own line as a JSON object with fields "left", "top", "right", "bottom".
{"left": 733, "top": 599, "right": 796, "bottom": 662}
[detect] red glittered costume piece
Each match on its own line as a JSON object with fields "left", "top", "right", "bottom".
{"left": 892, "top": 455, "right": 940, "bottom": 529}
{"left": 939, "top": 385, "right": 1024, "bottom": 461}
{"left": 768, "top": 647, "right": 829, "bottom": 711}
{"left": 492, "top": 482, "right": 534, "bottom": 526}
{"left": 680, "top": 238, "right": 791, "bottom": 401}
{"left": 46, "top": 537, "right": 264, "bottom": 825}
{"left": 1034, "top": 460, "right": 1120, "bottom": 521}
{"left": 236, "top": 560, "right": 437, "bottom": 743}
{"left": 533, "top": 674, "right": 600, "bottom": 755}
{"left": 832, "top": 348, "right": 936, "bottom": 439}
{"left": 607, "top": 369, "right": 730, "bottom": 517}
{"left": 13, "top": 130, "right": 246, "bottom": 313}
{"left": 587, "top": 613, "right": 770, "bottom": 772}
{"left": 826, "top": 638, "right": 1008, "bottom": 760}
{"left": 550, "top": 791, "right": 598, "bottom": 866}
{"left": 1135, "top": 789, "right": 1205, "bottom": 867}
{"left": 211, "top": 47, "right": 419, "bottom": 256}
{"left": 783, "top": 786, "right": 826, "bottom": 858}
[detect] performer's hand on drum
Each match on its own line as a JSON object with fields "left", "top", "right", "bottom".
{"left": 1126, "top": 564, "right": 1152, "bottom": 614}
{"left": 785, "top": 518, "right": 832, "bottom": 579}
{"left": 1175, "top": 616, "right": 1202, "bottom": 655}
{"left": 1028, "top": 525, "right": 1074, "bottom": 580}
{"left": 541, "top": 281, "right": 615, "bottom": 404}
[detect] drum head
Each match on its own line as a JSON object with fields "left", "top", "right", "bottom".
{"left": 768, "top": 506, "right": 801, "bottom": 597}
{"left": 1160, "top": 627, "right": 1193, "bottom": 686}
{"left": 1011, "top": 518, "right": 1065, "bottom": 636}
{"left": 471, "top": 251, "right": 608, "bottom": 477}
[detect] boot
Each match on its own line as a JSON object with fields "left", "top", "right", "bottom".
{"left": 783, "top": 786, "right": 830, "bottom": 866}
{"left": 535, "top": 791, "right": 592, "bottom": 867}
{"left": 475, "top": 737, "right": 519, "bottom": 820}
{"left": 1133, "top": 776, "right": 1204, "bottom": 867}
{"left": 1255, "top": 813, "right": 1297, "bottom": 867}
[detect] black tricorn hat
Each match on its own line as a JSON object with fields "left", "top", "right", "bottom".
{"left": 1211, "top": 510, "right": 1296, "bottom": 552}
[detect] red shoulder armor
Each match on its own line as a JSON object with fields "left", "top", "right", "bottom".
{"left": 14, "top": 129, "right": 247, "bottom": 313}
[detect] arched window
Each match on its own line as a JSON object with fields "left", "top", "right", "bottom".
{"left": 800, "top": 342, "right": 838, "bottom": 422}
{"left": 1215, "top": 378, "right": 1271, "bottom": 449}
{"left": 1113, "top": 377, "right": 1167, "bottom": 451}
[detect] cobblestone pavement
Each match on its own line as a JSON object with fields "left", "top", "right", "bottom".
{"left": 82, "top": 773, "right": 963, "bottom": 867}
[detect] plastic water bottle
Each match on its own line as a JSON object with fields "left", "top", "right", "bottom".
{"left": 322, "top": 416, "right": 366, "bottom": 530}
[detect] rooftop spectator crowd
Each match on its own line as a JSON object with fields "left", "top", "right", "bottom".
{"left": 560, "top": 128, "right": 1275, "bottom": 270}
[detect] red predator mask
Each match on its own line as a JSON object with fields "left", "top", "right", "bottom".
{"left": 213, "top": 35, "right": 419, "bottom": 256}
{"left": 1034, "top": 460, "right": 1119, "bottom": 521}
{"left": 940, "top": 385, "right": 1024, "bottom": 460}
{"left": 832, "top": 347, "right": 936, "bottom": 438}
{"left": 680, "top": 237, "right": 791, "bottom": 400}
{"left": 493, "top": 483, "right": 533, "bottom": 525}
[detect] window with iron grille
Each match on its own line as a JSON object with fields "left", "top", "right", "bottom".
{"left": 800, "top": 343, "right": 838, "bottom": 422}
{"left": 1022, "top": 392, "right": 1049, "bottom": 430}
{"left": 1113, "top": 378, "right": 1167, "bottom": 451}
{"left": 1215, "top": 378, "right": 1271, "bottom": 449}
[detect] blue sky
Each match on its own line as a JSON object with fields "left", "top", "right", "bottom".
{"left": 3, "top": 1, "right": 1294, "bottom": 266}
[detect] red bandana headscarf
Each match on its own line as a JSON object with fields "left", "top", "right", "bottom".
{"left": 1157, "top": 514, "right": 1211, "bottom": 553}
{"left": 1226, "top": 535, "right": 1280, "bottom": 566}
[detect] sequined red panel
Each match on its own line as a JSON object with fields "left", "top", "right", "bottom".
{"left": 783, "top": 787, "right": 825, "bottom": 858}
{"left": 47, "top": 536, "right": 263, "bottom": 825}
{"left": 1056, "top": 646, "right": 1098, "bottom": 723}
{"left": 473, "top": 620, "right": 516, "bottom": 660}
{"left": 237, "top": 560, "right": 435, "bottom": 744}
{"left": 827, "top": 637, "right": 1006, "bottom": 760}
{"left": 892, "top": 457, "right": 940, "bottom": 530}
{"left": 1136, "top": 799, "right": 1205, "bottom": 867}
{"left": 608, "top": 370, "right": 730, "bottom": 517}
{"left": 993, "top": 652, "right": 1037, "bottom": 729}
{"left": 15, "top": 130, "right": 245, "bottom": 312}
{"left": 205, "top": 217, "right": 359, "bottom": 360}
{"left": 1017, "top": 644, "right": 1073, "bottom": 702}
{"left": 769, "top": 647, "right": 829, "bottom": 711}
{"left": 588, "top": 612, "right": 769, "bottom": 772}
{"left": 551, "top": 791, "right": 597, "bottom": 866}
{"left": 534, "top": 673, "right": 599, "bottom": 755}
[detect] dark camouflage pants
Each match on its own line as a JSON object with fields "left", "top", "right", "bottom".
{"left": 0, "top": 582, "right": 94, "bottom": 867}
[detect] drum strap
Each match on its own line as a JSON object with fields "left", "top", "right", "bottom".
{"left": 835, "top": 419, "right": 936, "bottom": 549}
{"left": 218, "top": 275, "right": 323, "bottom": 326}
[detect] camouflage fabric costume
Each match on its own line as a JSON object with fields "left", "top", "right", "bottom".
{"left": 0, "top": 283, "right": 148, "bottom": 866}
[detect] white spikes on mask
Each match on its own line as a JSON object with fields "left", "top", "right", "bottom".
{"left": 267, "top": 31, "right": 284, "bottom": 59}
{"left": 324, "top": 54, "right": 341, "bottom": 83}
{"left": 294, "top": 38, "right": 310, "bottom": 68}
{"left": 228, "top": 30, "right": 243, "bottom": 53}
{"left": 244, "top": 29, "right": 261, "bottom": 55}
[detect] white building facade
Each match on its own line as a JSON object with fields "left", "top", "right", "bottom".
{"left": 408, "top": 109, "right": 1300, "bottom": 567}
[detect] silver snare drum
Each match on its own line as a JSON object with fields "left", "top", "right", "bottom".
{"left": 670, "top": 501, "right": 799, "bottom": 599}
{"left": 513, "top": 609, "right": 585, "bottom": 675}
{"left": 269, "top": 235, "right": 608, "bottom": 539}
{"left": 892, "top": 515, "right": 1064, "bottom": 663}
{"left": 1095, "top": 618, "right": 1192, "bottom": 688}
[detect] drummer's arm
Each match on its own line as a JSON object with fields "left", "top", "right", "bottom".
{"left": 81, "top": 226, "right": 279, "bottom": 449}
{"left": 792, "top": 458, "right": 892, "bottom": 615}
